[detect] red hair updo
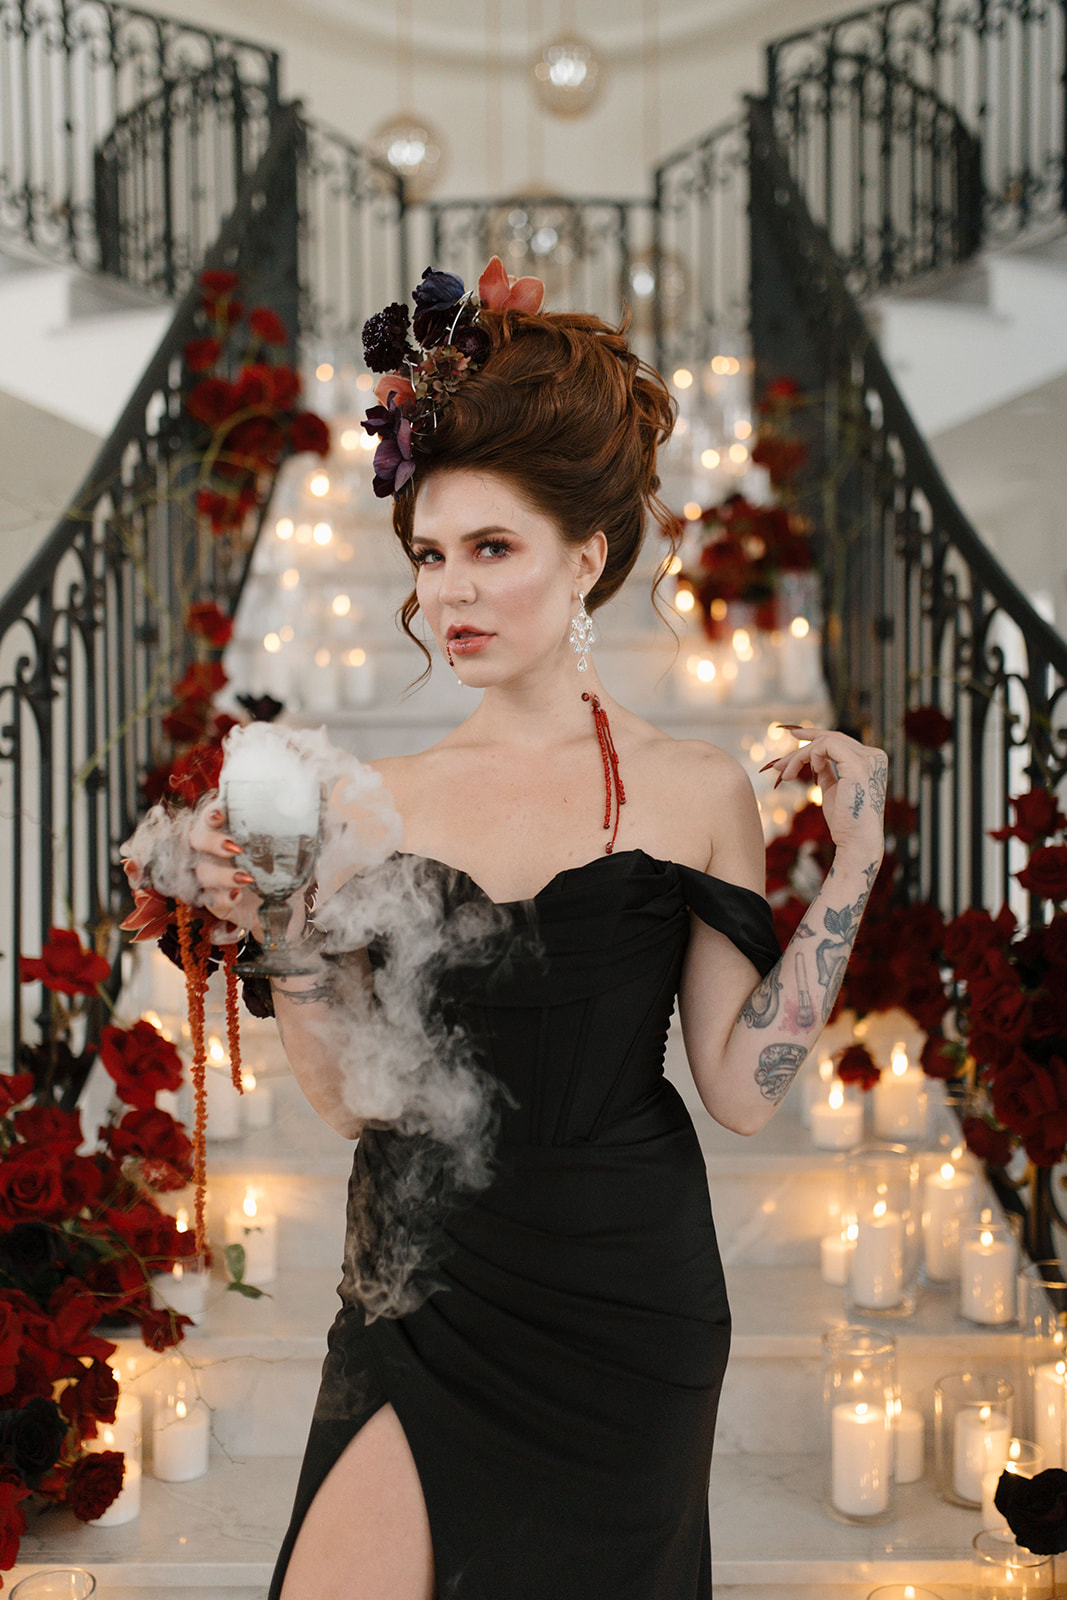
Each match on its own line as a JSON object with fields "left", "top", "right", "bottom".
{"left": 391, "top": 307, "right": 677, "bottom": 672}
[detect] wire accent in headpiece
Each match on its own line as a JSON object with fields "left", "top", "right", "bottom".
{"left": 360, "top": 257, "right": 545, "bottom": 498}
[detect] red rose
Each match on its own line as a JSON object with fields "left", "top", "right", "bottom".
{"left": 106, "top": 1108, "right": 193, "bottom": 1186}
{"left": 289, "top": 410, "right": 331, "bottom": 456}
{"left": 0, "top": 1145, "right": 99, "bottom": 1223}
{"left": 59, "top": 1357, "right": 119, "bottom": 1440}
{"left": 967, "top": 954, "right": 1031, "bottom": 1065}
{"left": 0, "top": 1299, "right": 23, "bottom": 1396}
{"left": 1017, "top": 845, "right": 1067, "bottom": 903}
{"left": 222, "top": 415, "right": 285, "bottom": 474}
{"left": 0, "top": 1470, "right": 29, "bottom": 1568}
{"left": 990, "top": 1050, "right": 1067, "bottom": 1165}
{"left": 750, "top": 432, "right": 808, "bottom": 486}
{"left": 19, "top": 927, "right": 110, "bottom": 995}
{"left": 11, "top": 1104, "right": 82, "bottom": 1151}
{"left": 199, "top": 267, "right": 239, "bottom": 300}
{"left": 944, "top": 906, "right": 1016, "bottom": 982}
{"left": 1045, "top": 917, "right": 1067, "bottom": 968}
{"left": 248, "top": 305, "right": 289, "bottom": 346}
{"left": 185, "top": 602, "right": 233, "bottom": 649}
{"left": 185, "top": 376, "right": 238, "bottom": 428}
{"left": 962, "top": 1115, "right": 1015, "bottom": 1168}
{"left": 990, "top": 788, "right": 1067, "bottom": 846}
{"left": 67, "top": 1449, "right": 124, "bottom": 1522}
{"left": 920, "top": 1034, "right": 964, "bottom": 1080}
{"left": 47, "top": 1282, "right": 116, "bottom": 1366}
{"left": 0, "top": 1074, "right": 33, "bottom": 1117}
{"left": 139, "top": 1304, "right": 192, "bottom": 1351}
{"left": 162, "top": 696, "right": 213, "bottom": 744}
{"left": 183, "top": 335, "right": 222, "bottom": 373}
{"left": 904, "top": 705, "right": 954, "bottom": 749}
{"left": 100, "top": 1021, "right": 183, "bottom": 1110}
{"left": 836, "top": 1043, "right": 880, "bottom": 1090}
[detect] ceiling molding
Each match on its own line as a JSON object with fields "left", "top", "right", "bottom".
{"left": 289, "top": 0, "right": 785, "bottom": 66}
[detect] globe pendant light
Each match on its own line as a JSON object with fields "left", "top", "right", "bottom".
{"left": 367, "top": 114, "right": 445, "bottom": 201}
{"left": 531, "top": 29, "right": 603, "bottom": 117}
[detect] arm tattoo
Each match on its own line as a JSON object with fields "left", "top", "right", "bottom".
{"left": 796, "top": 920, "right": 815, "bottom": 938}
{"left": 851, "top": 785, "right": 865, "bottom": 820}
{"left": 795, "top": 952, "right": 816, "bottom": 1029}
{"left": 814, "top": 864, "right": 879, "bottom": 1021}
{"left": 755, "top": 1042, "right": 809, "bottom": 1104}
{"left": 270, "top": 978, "right": 333, "bottom": 1006}
{"left": 740, "top": 964, "right": 783, "bottom": 1028}
{"left": 869, "top": 754, "right": 888, "bottom": 817}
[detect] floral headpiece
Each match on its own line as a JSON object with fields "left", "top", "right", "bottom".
{"left": 360, "top": 256, "right": 545, "bottom": 498}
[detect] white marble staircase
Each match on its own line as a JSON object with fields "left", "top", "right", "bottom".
{"left": 12, "top": 1009, "right": 1041, "bottom": 1599}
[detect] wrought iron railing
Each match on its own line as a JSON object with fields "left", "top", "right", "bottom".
{"left": 747, "top": 90, "right": 1067, "bottom": 1253}
{"left": 767, "top": 0, "right": 1067, "bottom": 252}
{"left": 0, "top": 100, "right": 300, "bottom": 1068}
{"left": 0, "top": 0, "right": 279, "bottom": 281}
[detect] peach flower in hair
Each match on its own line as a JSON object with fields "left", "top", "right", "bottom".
{"left": 477, "top": 256, "right": 545, "bottom": 314}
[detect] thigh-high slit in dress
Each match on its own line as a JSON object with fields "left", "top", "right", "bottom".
{"left": 268, "top": 848, "right": 780, "bottom": 1600}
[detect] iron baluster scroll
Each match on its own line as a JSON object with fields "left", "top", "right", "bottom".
{"left": 766, "top": 0, "right": 1067, "bottom": 256}
{"left": 0, "top": 101, "right": 301, "bottom": 1076}
{"left": 747, "top": 92, "right": 1067, "bottom": 1257}
{"left": 0, "top": 0, "right": 279, "bottom": 284}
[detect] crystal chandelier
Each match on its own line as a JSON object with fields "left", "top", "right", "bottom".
{"left": 531, "top": 31, "right": 603, "bottom": 117}
{"left": 367, "top": 114, "right": 446, "bottom": 201}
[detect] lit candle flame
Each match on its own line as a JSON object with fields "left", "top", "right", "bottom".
{"left": 176, "top": 1207, "right": 189, "bottom": 1233}
{"left": 980, "top": 1405, "right": 991, "bottom": 1421}
{"left": 243, "top": 1189, "right": 258, "bottom": 1220}
{"left": 873, "top": 1200, "right": 887, "bottom": 1219}
{"left": 846, "top": 1223, "right": 859, "bottom": 1242}
{"left": 241, "top": 1070, "right": 257, "bottom": 1092}
{"left": 940, "top": 1162, "right": 955, "bottom": 1181}
{"left": 980, "top": 1230, "right": 994, "bottom": 1248}
{"left": 176, "top": 1399, "right": 187, "bottom": 1420}
{"left": 818, "top": 1056, "right": 833, "bottom": 1082}
{"left": 828, "top": 1085, "right": 844, "bottom": 1110}
{"left": 1056, "top": 1361, "right": 1065, "bottom": 1378}
{"left": 1010, "top": 1440, "right": 1021, "bottom": 1461}
{"left": 103, "top": 1427, "right": 115, "bottom": 1446}
{"left": 207, "top": 1036, "right": 225, "bottom": 1066}
{"left": 855, "top": 1402, "right": 868, "bottom": 1417}
{"left": 891, "top": 1046, "right": 908, "bottom": 1076}
{"left": 174, "top": 1263, "right": 184, "bottom": 1282}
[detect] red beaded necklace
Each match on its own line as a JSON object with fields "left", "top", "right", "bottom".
{"left": 582, "top": 691, "right": 626, "bottom": 853}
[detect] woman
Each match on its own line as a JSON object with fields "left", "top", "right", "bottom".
{"left": 191, "top": 261, "right": 887, "bottom": 1599}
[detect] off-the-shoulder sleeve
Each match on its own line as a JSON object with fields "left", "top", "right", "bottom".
{"left": 675, "top": 864, "right": 782, "bottom": 977}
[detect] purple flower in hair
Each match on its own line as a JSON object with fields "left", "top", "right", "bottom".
{"left": 362, "top": 399, "right": 415, "bottom": 498}
{"left": 412, "top": 267, "right": 466, "bottom": 344}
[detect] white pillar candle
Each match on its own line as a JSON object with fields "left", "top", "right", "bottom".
{"left": 150, "top": 1257, "right": 208, "bottom": 1325}
{"left": 204, "top": 1045, "right": 243, "bottom": 1141}
{"left": 851, "top": 1205, "right": 904, "bottom": 1309}
{"left": 240, "top": 1070, "right": 275, "bottom": 1131}
{"left": 802, "top": 1055, "right": 835, "bottom": 1129}
{"left": 960, "top": 1228, "right": 1015, "bottom": 1324}
{"left": 341, "top": 647, "right": 376, "bottom": 707}
{"left": 224, "top": 1187, "right": 278, "bottom": 1284}
{"left": 831, "top": 1400, "right": 891, "bottom": 1516}
{"left": 811, "top": 1085, "right": 863, "bottom": 1150}
{"left": 894, "top": 1405, "right": 925, "bottom": 1483}
{"left": 922, "top": 1162, "right": 977, "bottom": 1280}
{"left": 820, "top": 1227, "right": 856, "bottom": 1286}
{"left": 953, "top": 1405, "right": 1011, "bottom": 1503}
{"left": 153, "top": 1396, "right": 210, "bottom": 1482}
{"left": 872, "top": 1045, "right": 928, "bottom": 1141}
{"left": 1034, "top": 1361, "right": 1067, "bottom": 1468}
{"left": 88, "top": 1455, "right": 142, "bottom": 1527}
{"left": 106, "top": 1392, "right": 142, "bottom": 1454}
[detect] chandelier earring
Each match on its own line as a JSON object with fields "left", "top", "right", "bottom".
{"left": 569, "top": 593, "right": 596, "bottom": 673}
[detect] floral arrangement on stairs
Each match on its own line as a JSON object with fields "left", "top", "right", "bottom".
{"left": 0, "top": 269, "right": 331, "bottom": 1578}
{"left": 668, "top": 377, "right": 817, "bottom": 638}
{"left": 768, "top": 711, "right": 1067, "bottom": 1170}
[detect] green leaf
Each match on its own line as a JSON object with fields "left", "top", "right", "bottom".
{"left": 223, "top": 1242, "right": 247, "bottom": 1282}
{"left": 226, "top": 1280, "right": 269, "bottom": 1299}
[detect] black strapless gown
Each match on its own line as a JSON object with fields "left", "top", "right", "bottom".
{"left": 268, "top": 849, "right": 780, "bottom": 1600}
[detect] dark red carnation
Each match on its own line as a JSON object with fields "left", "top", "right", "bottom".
{"left": 67, "top": 1449, "right": 124, "bottom": 1522}
{"left": 11, "top": 1104, "right": 82, "bottom": 1151}
{"left": 99, "top": 1020, "right": 183, "bottom": 1110}
{"left": 962, "top": 1114, "right": 1015, "bottom": 1168}
{"left": 183, "top": 335, "right": 222, "bottom": 373}
{"left": 1017, "top": 845, "right": 1067, "bottom": 903}
{"left": 199, "top": 268, "right": 239, "bottom": 301}
{"left": 185, "top": 376, "right": 238, "bottom": 429}
{"left": 289, "top": 411, "right": 331, "bottom": 456}
{"left": 0, "top": 1073, "right": 33, "bottom": 1117}
{"left": 248, "top": 305, "right": 289, "bottom": 346}
{"left": 990, "top": 788, "right": 1067, "bottom": 846}
{"left": 904, "top": 705, "right": 954, "bottom": 749}
{"left": 106, "top": 1107, "right": 193, "bottom": 1185}
{"left": 836, "top": 1043, "right": 880, "bottom": 1090}
{"left": 185, "top": 601, "right": 233, "bottom": 649}
{"left": 19, "top": 928, "right": 109, "bottom": 995}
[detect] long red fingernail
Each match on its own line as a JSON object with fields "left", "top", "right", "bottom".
{"left": 774, "top": 774, "right": 783, "bottom": 789}
{"left": 759, "top": 760, "right": 778, "bottom": 773}
{"left": 234, "top": 872, "right": 255, "bottom": 885}
{"left": 221, "top": 840, "right": 242, "bottom": 854}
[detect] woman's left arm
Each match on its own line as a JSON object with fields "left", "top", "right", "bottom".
{"left": 680, "top": 729, "right": 888, "bottom": 1135}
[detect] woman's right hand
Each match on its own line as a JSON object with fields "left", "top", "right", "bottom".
{"left": 187, "top": 801, "right": 266, "bottom": 944}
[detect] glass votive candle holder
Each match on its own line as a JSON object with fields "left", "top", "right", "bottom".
{"left": 981, "top": 1438, "right": 1045, "bottom": 1533}
{"left": 960, "top": 1220, "right": 1017, "bottom": 1325}
{"left": 920, "top": 1154, "right": 978, "bottom": 1283}
{"left": 934, "top": 1370, "right": 1014, "bottom": 1507}
{"left": 867, "top": 1588, "right": 945, "bottom": 1600}
{"left": 1018, "top": 1262, "right": 1067, "bottom": 1468}
{"left": 811, "top": 1082, "right": 864, "bottom": 1150}
{"left": 10, "top": 1575, "right": 97, "bottom": 1599}
{"left": 846, "top": 1144, "right": 920, "bottom": 1317}
{"left": 972, "top": 1529, "right": 1053, "bottom": 1598}
{"left": 891, "top": 1389, "right": 926, "bottom": 1484}
{"left": 823, "top": 1325, "right": 897, "bottom": 1524}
